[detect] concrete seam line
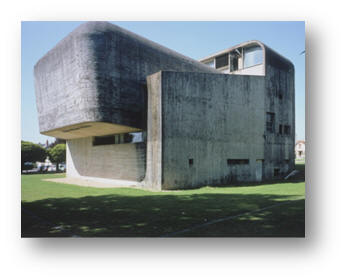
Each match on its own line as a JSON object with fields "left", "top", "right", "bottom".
{"left": 161, "top": 197, "right": 305, "bottom": 237}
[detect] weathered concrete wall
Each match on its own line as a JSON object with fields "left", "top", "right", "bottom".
{"left": 34, "top": 21, "right": 218, "bottom": 139}
{"left": 199, "top": 41, "right": 296, "bottom": 182}
{"left": 147, "top": 71, "right": 266, "bottom": 190}
{"left": 67, "top": 137, "right": 146, "bottom": 181}
{"left": 232, "top": 64, "right": 264, "bottom": 76}
{"left": 263, "top": 47, "right": 295, "bottom": 179}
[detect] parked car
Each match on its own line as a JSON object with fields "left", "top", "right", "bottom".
{"left": 48, "top": 165, "right": 56, "bottom": 172}
{"left": 58, "top": 163, "right": 66, "bottom": 172}
{"left": 22, "top": 167, "right": 41, "bottom": 174}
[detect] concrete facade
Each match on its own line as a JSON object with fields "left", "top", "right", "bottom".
{"left": 146, "top": 71, "right": 265, "bottom": 190}
{"left": 34, "top": 22, "right": 295, "bottom": 190}
{"left": 200, "top": 40, "right": 295, "bottom": 181}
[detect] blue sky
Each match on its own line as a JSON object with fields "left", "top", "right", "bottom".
{"left": 21, "top": 21, "right": 305, "bottom": 144}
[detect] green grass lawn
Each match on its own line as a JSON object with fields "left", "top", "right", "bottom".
{"left": 21, "top": 166, "right": 305, "bottom": 237}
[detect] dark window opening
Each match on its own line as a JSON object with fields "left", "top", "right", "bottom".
{"left": 278, "top": 89, "right": 283, "bottom": 100}
{"left": 274, "top": 168, "right": 280, "bottom": 176}
{"left": 93, "top": 132, "right": 145, "bottom": 146}
{"left": 230, "top": 52, "right": 239, "bottom": 71}
{"left": 215, "top": 54, "right": 229, "bottom": 69}
{"left": 266, "top": 112, "right": 275, "bottom": 133}
{"left": 279, "top": 124, "right": 283, "bottom": 134}
{"left": 189, "top": 159, "right": 194, "bottom": 166}
{"left": 93, "top": 135, "right": 115, "bottom": 146}
{"left": 284, "top": 125, "right": 291, "bottom": 135}
{"left": 227, "top": 159, "right": 249, "bottom": 165}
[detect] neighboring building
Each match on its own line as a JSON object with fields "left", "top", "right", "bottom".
{"left": 34, "top": 22, "right": 295, "bottom": 190}
{"left": 295, "top": 140, "right": 305, "bottom": 160}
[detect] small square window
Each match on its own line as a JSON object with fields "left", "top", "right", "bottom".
{"left": 274, "top": 168, "right": 280, "bottom": 176}
{"left": 278, "top": 90, "right": 283, "bottom": 100}
{"left": 189, "top": 159, "right": 194, "bottom": 166}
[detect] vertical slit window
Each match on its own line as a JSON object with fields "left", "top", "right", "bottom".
{"left": 266, "top": 112, "right": 275, "bottom": 133}
{"left": 230, "top": 53, "right": 239, "bottom": 71}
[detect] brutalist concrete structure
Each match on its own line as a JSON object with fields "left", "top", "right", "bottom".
{"left": 34, "top": 21, "right": 295, "bottom": 190}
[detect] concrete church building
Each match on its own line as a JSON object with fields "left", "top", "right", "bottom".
{"left": 34, "top": 21, "right": 295, "bottom": 191}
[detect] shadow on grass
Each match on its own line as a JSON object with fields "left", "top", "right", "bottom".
{"left": 22, "top": 192, "right": 305, "bottom": 238}
{"left": 179, "top": 199, "right": 305, "bottom": 237}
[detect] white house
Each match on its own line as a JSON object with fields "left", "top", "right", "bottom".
{"left": 295, "top": 140, "right": 305, "bottom": 160}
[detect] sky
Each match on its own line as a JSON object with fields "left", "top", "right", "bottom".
{"left": 21, "top": 21, "right": 305, "bottom": 144}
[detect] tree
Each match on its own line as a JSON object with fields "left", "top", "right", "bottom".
{"left": 48, "top": 138, "right": 66, "bottom": 149}
{"left": 21, "top": 141, "right": 47, "bottom": 171}
{"left": 48, "top": 143, "right": 66, "bottom": 170}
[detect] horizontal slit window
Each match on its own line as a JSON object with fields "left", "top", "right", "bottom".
{"left": 93, "top": 132, "right": 146, "bottom": 146}
{"left": 93, "top": 135, "right": 115, "bottom": 146}
{"left": 62, "top": 125, "right": 92, "bottom": 133}
{"left": 227, "top": 159, "right": 249, "bottom": 165}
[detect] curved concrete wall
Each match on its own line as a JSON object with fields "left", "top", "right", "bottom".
{"left": 67, "top": 137, "right": 146, "bottom": 182}
{"left": 34, "top": 21, "right": 218, "bottom": 139}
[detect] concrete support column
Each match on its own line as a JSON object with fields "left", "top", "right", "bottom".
{"left": 144, "top": 72, "right": 163, "bottom": 190}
